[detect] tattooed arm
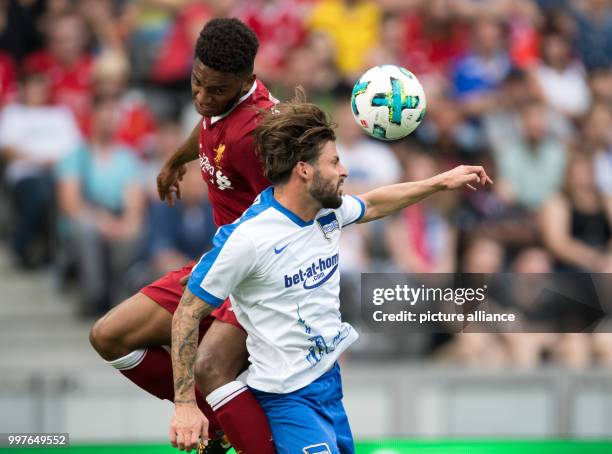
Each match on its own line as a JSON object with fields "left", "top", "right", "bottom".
{"left": 169, "top": 287, "right": 215, "bottom": 452}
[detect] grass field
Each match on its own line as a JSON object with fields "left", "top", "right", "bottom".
{"left": 2, "top": 440, "right": 612, "bottom": 453}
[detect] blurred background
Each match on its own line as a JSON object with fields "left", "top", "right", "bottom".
{"left": 1, "top": 0, "right": 612, "bottom": 448}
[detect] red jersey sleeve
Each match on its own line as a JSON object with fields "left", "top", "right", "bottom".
{"left": 230, "top": 132, "right": 270, "bottom": 194}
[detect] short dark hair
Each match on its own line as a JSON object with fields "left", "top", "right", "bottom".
{"left": 254, "top": 89, "right": 336, "bottom": 184}
{"left": 195, "top": 18, "right": 258, "bottom": 74}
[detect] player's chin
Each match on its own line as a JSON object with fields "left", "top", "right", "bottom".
{"left": 195, "top": 103, "right": 220, "bottom": 117}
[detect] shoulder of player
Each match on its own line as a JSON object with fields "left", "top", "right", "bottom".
{"left": 216, "top": 193, "right": 274, "bottom": 237}
{"left": 227, "top": 87, "right": 276, "bottom": 133}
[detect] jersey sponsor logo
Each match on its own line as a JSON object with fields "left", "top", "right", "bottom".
{"left": 284, "top": 253, "right": 338, "bottom": 290}
{"left": 316, "top": 212, "right": 340, "bottom": 239}
{"left": 303, "top": 443, "right": 331, "bottom": 454}
{"left": 200, "top": 154, "right": 234, "bottom": 191}
{"left": 274, "top": 243, "right": 290, "bottom": 254}
{"left": 215, "top": 170, "right": 233, "bottom": 190}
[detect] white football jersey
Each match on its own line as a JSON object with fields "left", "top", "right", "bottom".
{"left": 188, "top": 187, "right": 364, "bottom": 393}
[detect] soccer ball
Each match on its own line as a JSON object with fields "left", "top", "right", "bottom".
{"left": 351, "top": 65, "right": 426, "bottom": 141}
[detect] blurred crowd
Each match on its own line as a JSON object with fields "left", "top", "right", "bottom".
{"left": 1, "top": 0, "right": 612, "bottom": 367}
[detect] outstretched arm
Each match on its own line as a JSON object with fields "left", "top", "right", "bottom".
{"left": 358, "top": 165, "right": 492, "bottom": 223}
{"left": 170, "top": 287, "right": 215, "bottom": 451}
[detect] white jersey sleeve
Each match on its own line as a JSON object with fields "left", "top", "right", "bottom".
{"left": 337, "top": 194, "right": 366, "bottom": 227}
{"left": 187, "top": 226, "right": 256, "bottom": 307}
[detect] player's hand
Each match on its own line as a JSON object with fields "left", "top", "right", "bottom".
{"left": 170, "top": 403, "right": 208, "bottom": 452}
{"left": 157, "top": 163, "right": 187, "bottom": 207}
{"left": 439, "top": 165, "right": 493, "bottom": 191}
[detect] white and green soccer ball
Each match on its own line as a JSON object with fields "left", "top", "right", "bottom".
{"left": 351, "top": 65, "right": 426, "bottom": 141}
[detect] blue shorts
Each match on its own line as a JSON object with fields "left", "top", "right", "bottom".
{"left": 250, "top": 363, "right": 354, "bottom": 454}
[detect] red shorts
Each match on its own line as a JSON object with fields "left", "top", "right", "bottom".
{"left": 140, "top": 261, "right": 243, "bottom": 332}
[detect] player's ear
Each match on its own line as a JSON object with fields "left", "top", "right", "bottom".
{"left": 295, "top": 161, "right": 311, "bottom": 181}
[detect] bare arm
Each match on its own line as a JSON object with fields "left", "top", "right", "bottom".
{"left": 169, "top": 287, "right": 215, "bottom": 451}
{"left": 539, "top": 195, "right": 607, "bottom": 271}
{"left": 358, "top": 165, "right": 493, "bottom": 223}
{"left": 157, "top": 122, "right": 201, "bottom": 206}
{"left": 171, "top": 287, "right": 215, "bottom": 403}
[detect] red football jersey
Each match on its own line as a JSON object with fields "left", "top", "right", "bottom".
{"left": 198, "top": 80, "right": 276, "bottom": 227}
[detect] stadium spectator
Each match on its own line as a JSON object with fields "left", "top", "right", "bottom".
{"left": 364, "top": 12, "right": 407, "bottom": 70}
{"left": 416, "top": 94, "right": 485, "bottom": 158}
{"left": 493, "top": 100, "right": 568, "bottom": 210}
{"left": 308, "top": 0, "right": 382, "bottom": 80}
{"left": 282, "top": 31, "right": 340, "bottom": 96}
{"left": 452, "top": 15, "right": 511, "bottom": 117}
{"left": 23, "top": 13, "right": 93, "bottom": 133}
{"left": 55, "top": 96, "right": 145, "bottom": 316}
{"left": 149, "top": 2, "right": 213, "bottom": 85}
{"left": 569, "top": 0, "right": 612, "bottom": 71}
{"left": 131, "top": 161, "right": 216, "bottom": 289}
{"left": 484, "top": 68, "right": 572, "bottom": 151}
{"left": 237, "top": 0, "right": 310, "bottom": 84}
{"left": 0, "top": 0, "right": 45, "bottom": 62}
{"left": 121, "top": 0, "right": 182, "bottom": 84}
{"left": 0, "top": 50, "right": 17, "bottom": 105}
{"left": 91, "top": 51, "right": 157, "bottom": 157}
{"left": 385, "top": 150, "right": 457, "bottom": 273}
{"left": 581, "top": 103, "right": 612, "bottom": 197}
{"left": 434, "top": 236, "right": 508, "bottom": 367}
{"left": 589, "top": 67, "right": 612, "bottom": 108}
{"left": 142, "top": 118, "right": 184, "bottom": 199}
{"left": 502, "top": 247, "right": 557, "bottom": 368}
{"left": 539, "top": 151, "right": 612, "bottom": 272}
{"left": 400, "top": 0, "right": 471, "bottom": 79}
{"left": 505, "top": 0, "right": 542, "bottom": 68}
{"left": 0, "top": 70, "right": 80, "bottom": 268}
{"left": 532, "top": 31, "right": 591, "bottom": 118}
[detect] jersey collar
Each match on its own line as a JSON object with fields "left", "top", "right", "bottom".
{"left": 209, "top": 80, "right": 258, "bottom": 126}
{"left": 263, "top": 187, "right": 314, "bottom": 227}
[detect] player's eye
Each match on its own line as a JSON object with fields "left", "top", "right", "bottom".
{"left": 213, "top": 87, "right": 227, "bottom": 95}
{"left": 191, "top": 75, "right": 202, "bottom": 86}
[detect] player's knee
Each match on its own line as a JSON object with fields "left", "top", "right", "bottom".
{"left": 194, "top": 347, "right": 229, "bottom": 394}
{"left": 89, "top": 315, "right": 124, "bottom": 361}
{"left": 194, "top": 347, "right": 215, "bottom": 381}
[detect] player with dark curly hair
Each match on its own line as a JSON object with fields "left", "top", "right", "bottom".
{"left": 89, "top": 18, "right": 277, "bottom": 454}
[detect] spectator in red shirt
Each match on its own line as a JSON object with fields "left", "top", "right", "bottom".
{"left": 23, "top": 13, "right": 93, "bottom": 132}
{"left": 237, "top": 0, "right": 310, "bottom": 84}
{"left": 402, "top": 0, "right": 471, "bottom": 79}
{"left": 92, "top": 51, "right": 157, "bottom": 157}
{"left": 0, "top": 50, "right": 17, "bottom": 105}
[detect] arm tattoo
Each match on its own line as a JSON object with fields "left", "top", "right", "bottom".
{"left": 171, "top": 288, "right": 214, "bottom": 403}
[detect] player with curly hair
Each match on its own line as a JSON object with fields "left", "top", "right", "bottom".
{"left": 89, "top": 18, "right": 277, "bottom": 454}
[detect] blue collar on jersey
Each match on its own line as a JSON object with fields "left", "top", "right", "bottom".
{"left": 263, "top": 187, "right": 314, "bottom": 227}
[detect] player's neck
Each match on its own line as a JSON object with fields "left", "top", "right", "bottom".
{"left": 273, "top": 184, "right": 320, "bottom": 223}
